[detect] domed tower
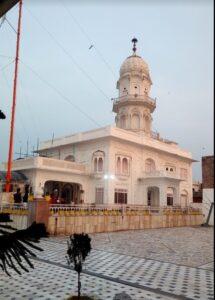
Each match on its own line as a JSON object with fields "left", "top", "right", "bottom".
{"left": 112, "top": 38, "right": 156, "bottom": 134}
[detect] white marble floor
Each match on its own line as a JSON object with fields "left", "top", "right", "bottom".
{"left": 0, "top": 227, "right": 214, "bottom": 300}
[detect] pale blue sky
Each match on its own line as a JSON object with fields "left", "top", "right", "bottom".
{"left": 0, "top": 0, "right": 213, "bottom": 180}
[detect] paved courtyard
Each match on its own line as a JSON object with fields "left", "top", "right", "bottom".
{"left": 0, "top": 226, "right": 214, "bottom": 300}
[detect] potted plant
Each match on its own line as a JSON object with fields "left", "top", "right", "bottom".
{"left": 67, "top": 233, "right": 93, "bottom": 300}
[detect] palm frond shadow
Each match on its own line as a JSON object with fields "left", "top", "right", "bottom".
{"left": 0, "top": 213, "right": 48, "bottom": 276}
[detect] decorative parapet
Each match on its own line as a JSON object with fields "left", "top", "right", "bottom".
{"left": 0, "top": 203, "right": 202, "bottom": 216}
{"left": 49, "top": 204, "right": 202, "bottom": 217}
{"left": 150, "top": 131, "right": 178, "bottom": 145}
{"left": 112, "top": 94, "right": 156, "bottom": 105}
{"left": 140, "top": 170, "right": 182, "bottom": 181}
{"left": 3, "top": 156, "right": 86, "bottom": 174}
{"left": 1, "top": 202, "right": 202, "bottom": 217}
{"left": 112, "top": 94, "right": 156, "bottom": 113}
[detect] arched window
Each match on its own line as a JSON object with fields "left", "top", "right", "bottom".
{"left": 145, "top": 116, "right": 150, "bottom": 133}
{"left": 122, "top": 157, "right": 129, "bottom": 174}
{"left": 98, "top": 157, "right": 103, "bottom": 172}
{"left": 167, "top": 187, "right": 174, "bottom": 206}
{"left": 92, "top": 151, "right": 105, "bottom": 173}
{"left": 64, "top": 155, "right": 75, "bottom": 162}
{"left": 116, "top": 157, "right": 121, "bottom": 174}
{"left": 120, "top": 115, "right": 126, "bottom": 128}
{"left": 145, "top": 158, "right": 156, "bottom": 173}
{"left": 132, "top": 114, "right": 140, "bottom": 130}
{"left": 94, "top": 157, "right": 98, "bottom": 172}
{"left": 116, "top": 156, "right": 130, "bottom": 176}
{"left": 165, "top": 165, "right": 176, "bottom": 173}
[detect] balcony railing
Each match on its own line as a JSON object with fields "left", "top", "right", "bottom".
{"left": 41, "top": 157, "right": 86, "bottom": 172}
{"left": 5, "top": 156, "right": 86, "bottom": 174}
{"left": 111, "top": 94, "right": 156, "bottom": 106}
{"left": 141, "top": 170, "right": 182, "bottom": 180}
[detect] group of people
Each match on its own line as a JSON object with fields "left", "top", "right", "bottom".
{"left": 13, "top": 186, "right": 29, "bottom": 204}
{"left": 13, "top": 187, "right": 81, "bottom": 205}
{"left": 46, "top": 189, "right": 80, "bottom": 205}
{"left": 47, "top": 189, "right": 73, "bottom": 205}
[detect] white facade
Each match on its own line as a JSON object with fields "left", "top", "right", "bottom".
{"left": 2, "top": 41, "right": 195, "bottom": 207}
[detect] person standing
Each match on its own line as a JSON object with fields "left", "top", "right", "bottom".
{"left": 51, "top": 189, "right": 59, "bottom": 205}
{"left": 23, "top": 185, "right": 29, "bottom": 203}
{"left": 13, "top": 188, "right": 22, "bottom": 204}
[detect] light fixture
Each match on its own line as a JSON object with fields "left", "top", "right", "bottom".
{"left": 104, "top": 174, "right": 115, "bottom": 180}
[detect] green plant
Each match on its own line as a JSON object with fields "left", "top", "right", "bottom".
{"left": 67, "top": 233, "right": 91, "bottom": 299}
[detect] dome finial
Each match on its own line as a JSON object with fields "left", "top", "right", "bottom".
{"left": 131, "top": 37, "right": 138, "bottom": 55}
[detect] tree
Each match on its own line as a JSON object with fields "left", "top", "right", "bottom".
{"left": 67, "top": 233, "right": 91, "bottom": 300}
{"left": 0, "top": 212, "right": 48, "bottom": 276}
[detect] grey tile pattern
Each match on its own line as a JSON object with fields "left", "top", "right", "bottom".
{"left": 1, "top": 227, "right": 214, "bottom": 300}
{"left": 34, "top": 239, "right": 214, "bottom": 300}
{"left": 0, "top": 260, "right": 172, "bottom": 300}
{"left": 89, "top": 227, "right": 214, "bottom": 268}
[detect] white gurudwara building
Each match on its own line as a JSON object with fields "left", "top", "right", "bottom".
{"left": 2, "top": 39, "right": 195, "bottom": 207}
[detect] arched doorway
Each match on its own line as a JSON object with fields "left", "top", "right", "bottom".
{"left": 44, "top": 181, "right": 82, "bottom": 204}
{"left": 61, "top": 184, "right": 73, "bottom": 204}
{"left": 147, "top": 186, "right": 160, "bottom": 207}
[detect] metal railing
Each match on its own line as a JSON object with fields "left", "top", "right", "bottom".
{"left": 142, "top": 170, "right": 181, "bottom": 180}
{"left": 0, "top": 202, "right": 202, "bottom": 216}
{"left": 0, "top": 203, "right": 29, "bottom": 215}
{"left": 49, "top": 204, "right": 202, "bottom": 216}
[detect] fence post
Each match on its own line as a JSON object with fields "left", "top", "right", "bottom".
{"left": 28, "top": 198, "right": 49, "bottom": 228}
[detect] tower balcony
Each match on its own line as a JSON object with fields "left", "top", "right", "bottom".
{"left": 138, "top": 170, "right": 184, "bottom": 181}
{"left": 112, "top": 94, "right": 156, "bottom": 113}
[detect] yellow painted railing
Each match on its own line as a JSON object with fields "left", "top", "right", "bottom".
{"left": 1, "top": 204, "right": 28, "bottom": 215}
{"left": 49, "top": 204, "right": 202, "bottom": 217}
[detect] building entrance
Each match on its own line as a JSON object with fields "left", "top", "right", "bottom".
{"left": 44, "top": 181, "right": 82, "bottom": 204}
{"left": 147, "top": 186, "right": 160, "bottom": 207}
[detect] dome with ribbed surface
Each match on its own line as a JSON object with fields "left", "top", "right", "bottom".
{"left": 120, "top": 54, "right": 149, "bottom": 77}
